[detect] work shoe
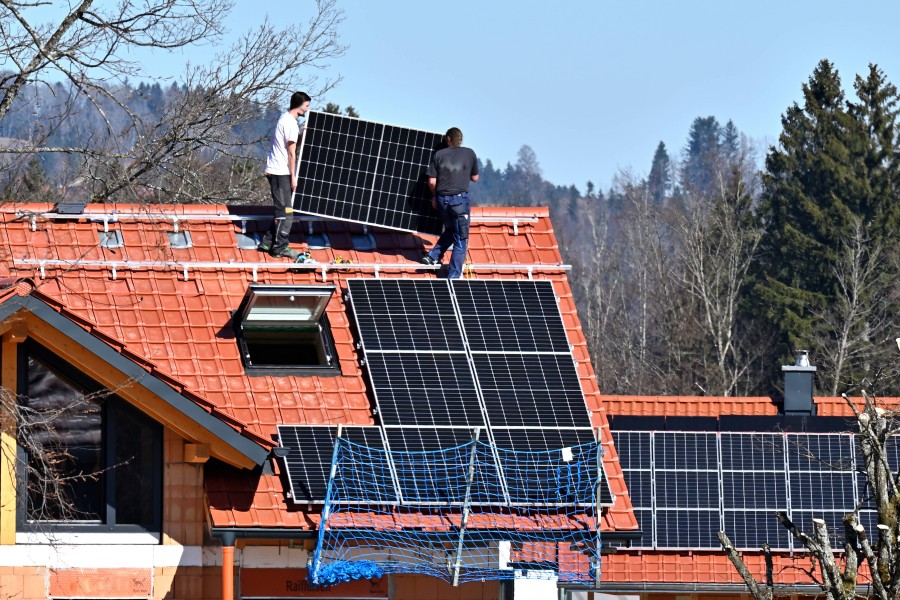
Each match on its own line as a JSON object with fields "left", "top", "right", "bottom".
{"left": 421, "top": 255, "right": 438, "bottom": 265}
{"left": 257, "top": 241, "right": 272, "bottom": 253}
{"left": 272, "top": 247, "right": 300, "bottom": 261}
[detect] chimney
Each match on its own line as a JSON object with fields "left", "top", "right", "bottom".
{"left": 782, "top": 350, "right": 817, "bottom": 416}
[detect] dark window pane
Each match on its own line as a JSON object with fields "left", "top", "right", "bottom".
{"left": 22, "top": 355, "right": 102, "bottom": 522}
{"left": 114, "top": 406, "right": 158, "bottom": 526}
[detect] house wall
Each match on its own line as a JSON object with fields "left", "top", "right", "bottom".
{"left": 0, "top": 425, "right": 214, "bottom": 600}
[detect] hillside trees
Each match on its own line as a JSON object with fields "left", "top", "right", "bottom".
{"left": 560, "top": 118, "right": 772, "bottom": 396}
{"left": 672, "top": 136, "right": 766, "bottom": 396}
{"left": 0, "top": 0, "right": 346, "bottom": 203}
{"left": 752, "top": 60, "right": 900, "bottom": 394}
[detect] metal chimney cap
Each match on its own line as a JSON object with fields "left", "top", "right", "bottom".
{"left": 783, "top": 350, "right": 816, "bottom": 372}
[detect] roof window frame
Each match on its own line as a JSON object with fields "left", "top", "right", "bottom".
{"left": 233, "top": 284, "right": 341, "bottom": 377}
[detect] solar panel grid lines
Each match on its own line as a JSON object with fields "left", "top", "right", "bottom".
{"left": 277, "top": 424, "right": 393, "bottom": 504}
{"left": 651, "top": 431, "right": 721, "bottom": 548}
{"left": 294, "top": 111, "right": 444, "bottom": 234}
{"left": 452, "top": 280, "right": 571, "bottom": 354}
{"left": 365, "top": 352, "right": 485, "bottom": 428}
{"left": 452, "top": 279, "right": 592, "bottom": 430}
{"left": 719, "top": 432, "right": 791, "bottom": 550}
{"left": 472, "top": 353, "right": 591, "bottom": 428}
{"left": 611, "top": 429, "right": 872, "bottom": 551}
{"left": 383, "top": 426, "right": 493, "bottom": 505}
{"left": 346, "top": 279, "right": 463, "bottom": 353}
{"left": 346, "top": 278, "right": 483, "bottom": 428}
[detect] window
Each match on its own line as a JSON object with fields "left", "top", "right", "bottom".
{"left": 17, "top": 341, "right": 162, "bottom": 533}
{"left": 234, "top": 284, "right": 340, "bottom": 376}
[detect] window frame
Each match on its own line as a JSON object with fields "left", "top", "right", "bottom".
{"left": 16, "top": 341, "right": 164, "bottom": 535}
{"left": 234, "top": 284, "right": 341, "bottom": 376}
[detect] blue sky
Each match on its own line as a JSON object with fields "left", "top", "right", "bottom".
{"left": 90, "top": 1, "right": 900, "bottom": 190}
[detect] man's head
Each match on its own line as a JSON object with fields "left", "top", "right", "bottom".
{"left": 289, "top": 91, "right": 312, "bottom": 115}
{"left": 445, "top": 127, "right": 463, "bottom": 148}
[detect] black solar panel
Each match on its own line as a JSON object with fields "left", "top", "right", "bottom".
{"left": 473, "top": 354, "right": 591, "bottom": 428}
{"left": 294, "top": 111, "right": 444, "bottom": 234}
{"left": 384, "top": 426, "right": 480, "bottom": 452}
{"left": 347, "top": 279, "right": 463, "bottom": 352}
{"left": 489, "top": 428, "right": 605, "bottom": 507}
{"left": 490, "top": 427, "right": 596, "bottom": 452}
{"left": 612, "top": 429, "right": 871, "bottom": 551}
{"left": 277, "top": 425, "right": 389, "bottom": 504}
{"left": 453, "top": 280, "right": 571, "bottom": 353}
{"left": 723, "top": 510, "right": 791, "bottom": 550}
{"left": 383, "top": 426, "right": 499, "bottom": 505}
{"left": 365, "top": 352, "right": 484, "bottom": 427}
{"left": 346, "top": 278, "right": 604, "bottom": 508}
{"left": 656, "top": 509, "right": 721, "bottom": 549}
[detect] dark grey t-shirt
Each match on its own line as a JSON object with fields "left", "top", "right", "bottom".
{"left": 426, "top": 146, "right": 479, "bottom": 195}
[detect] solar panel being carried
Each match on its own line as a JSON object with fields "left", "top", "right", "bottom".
{"left": 294, "top": 111, "right": 445, "bottom": 234}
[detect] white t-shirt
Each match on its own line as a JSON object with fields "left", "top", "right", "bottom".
{"left": 265, "top": 111, "right": 301, "bottom": 176}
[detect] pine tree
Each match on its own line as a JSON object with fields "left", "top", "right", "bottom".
{"left": 683, "top": 116, "right": 722, "bottom": 195}
{"left": 648, "top": 141, "right": 671, "bottom": 205}
{"left": 752, "top": 59, "right": 900, "bottom": 391}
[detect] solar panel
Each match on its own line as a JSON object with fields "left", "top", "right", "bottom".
{"left": 347, "top": 279, "right": 463, "bottom": 352}
{"left": 277, "top": 425, "right": 389, "bottom": 503}
{"left": 365, "top": 352, "right": 484, "bottom": 427}
{"left": 453, "top": 280, "right": 571, "bottom": 353}
{"left": 723, "top": 510, "right": 791, "bottom": 550}
{"left": 294, "top": 111, "right": 444, "bottom": 234}
{"left": 472, "top": 353, "right": 591, "bottom": 428}
{"left": 346, "top": 278, "right": 604, "bottom": 507}
{"left": 347, "top": 279, "right": 482, "bottom": 427}
{"left": 612, "top": 429, "right": 870, "bottom": 551}
{"left": 383, "top": 426, "right": 501, "bottom": 505}
{"left": 452, "top": 279, "right": 591, "bottom": 431}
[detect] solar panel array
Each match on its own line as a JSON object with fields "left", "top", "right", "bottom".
{"left": 293, "top": 111, "right": 444, "bottom": 234}
{"left": 278, "top": 278, "right": 612, "bottom": 508}
{"left": 612, "top": 430, "right": 879, "bottom": 550}
{"left": 277, "top": 424, "right": 388, "bottom": 503}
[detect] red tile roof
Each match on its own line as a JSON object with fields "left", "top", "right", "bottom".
{"left": 601, "top": 394, "right": 883, "bottom": 419}
{"left": 0, "top": 202, "right": 636, "bottom": 534}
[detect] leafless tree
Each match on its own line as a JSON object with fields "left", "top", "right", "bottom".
{"left": 672, "top": 138, "right": 765, "bottom": 395}
{"left": 1, "top": 368, "right": 138, "bottom": 525}
{"left": 719, "top": 387, "right": 900, "bottom": 600}
{"left": 809, "top": 218, "right": 900, "bottom": 396}
{"left": 0, "top": 0, "right": 346, "bottom": 203}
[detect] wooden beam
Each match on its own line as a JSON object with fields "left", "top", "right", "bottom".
{"left": 0, "top": 331, "right": 22, "bottom": 545}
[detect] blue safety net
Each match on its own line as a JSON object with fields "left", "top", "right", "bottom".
{"left": 308, "top": 436, "right": 602, "bottom": 587}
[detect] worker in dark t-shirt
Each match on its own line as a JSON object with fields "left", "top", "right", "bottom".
{"left": 421, "top": 127, "right": 479, "bottom": 279}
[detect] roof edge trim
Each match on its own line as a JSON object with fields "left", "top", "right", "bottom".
{"left": 0, "top": 295, "right": 269, "bottom": 467}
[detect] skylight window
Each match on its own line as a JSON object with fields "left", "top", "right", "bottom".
{"left": 234, "top": 284, "right": 340, "bottom": 376}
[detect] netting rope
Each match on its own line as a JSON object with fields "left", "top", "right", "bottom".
{"left": 308, "top": 429, "right": 603, "bottom": 587}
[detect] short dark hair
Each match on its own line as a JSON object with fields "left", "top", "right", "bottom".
{"left": 289, "top": 91, "right": 311, "bottom": 110}
{"left": 446, "top": 127, "right": 463, "bottom": 147}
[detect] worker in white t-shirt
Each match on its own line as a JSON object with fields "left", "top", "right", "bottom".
{"left": 258, "top": 91, "right": 311, "bottom": 260}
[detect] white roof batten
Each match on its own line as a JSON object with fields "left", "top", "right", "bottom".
{"left": 13, "top": 258, "right": 571, "bottom": 283}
